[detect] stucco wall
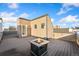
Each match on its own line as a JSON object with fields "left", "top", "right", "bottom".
{"left": 47, "top": 16, "right": 53, "bottom": 38}
{"left": 17, "top": 15, "right": 53, "bottom": 38}
{"left": 53, "top": 33, "right": 72, "bottom": 39}
{"left": 17, "top": 19, "right": 31, "bottom": 37}
{"left": 53, "top": 33, "right": 76, "bottom": 42}
{"left": 17, "top": 19, "right": 30, "bottom": 26}
{"left": 31, "top": 16, "right": 47, "bottom": 38}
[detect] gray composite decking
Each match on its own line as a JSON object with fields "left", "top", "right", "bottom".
{"left": 46, "top": 39, "right": 79, "bottom": 56}
{"left": 0, "top": 36, "right": 79, "bottom": 56}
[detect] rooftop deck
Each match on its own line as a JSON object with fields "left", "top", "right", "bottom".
{"left": 0, "top": 36, "right": 79, "bottom": 56}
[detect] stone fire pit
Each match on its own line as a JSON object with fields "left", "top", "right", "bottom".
{"left": 30, "top": 38, "right": 49, "bottom": 56}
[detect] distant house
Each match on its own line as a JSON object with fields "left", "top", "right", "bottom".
{"left": 3, "top": 27, "right": 9, "bottom": 31}
{"left": 53, "top": 28, "right": 72, "bottom": 33}
{"left": 9, "top": 26, "right": 16, "bottom": 31}
{"left": 3, "top": 26, "right": 16, "bottom": 31}
{"left": 17, "top": 14, "right": 53, "bottom": 39}
{"left": 53, "top": 25, "right": 73, "bottom": 33}
{"left": 53, "top": 25, "right": 61, "bottom": 29}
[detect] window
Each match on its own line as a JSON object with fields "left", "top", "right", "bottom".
{"left": 22, "top": 25, "right": 26, "bottom": 35}
{"left": 34, "top": 24, "right": 37, "bottom": 29}
{"left": 41, "top": 23, "right": 45, "bottom": 29}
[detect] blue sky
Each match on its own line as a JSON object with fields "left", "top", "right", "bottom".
{"left": 0, "top": 3, "right": 79, "bottom": 28}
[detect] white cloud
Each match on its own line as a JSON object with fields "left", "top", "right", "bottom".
{"left": 0, "top": 12, "right": 17, "bottom": 22}
{"left": 57, "top": 7, "right": 72, "bottom": 15}
{"left": 58, "top": 15, "right": 79, "bottom": 28}
{"left": 0, "top": 12, "right": 30, "bottom": 23}
{"left": 60, "top": 15, "right": 79, "bottom": 23}
{"left": 8, "top": 3, "right": 18, "bottom": 9}
{"left": 57, "top": 3, "right": 79, "bottom": 15}
{"left": 61, "top": 23, "right": 68, "bottom": 28}
{"left": 56, "top": 23, "right": 68, "bottom": 28}
{"left": 19, "top": 13, "right": 29, "bottom": 18}
{"left": 0, "top": 12, "right": 15, "bottom": 18}
{"left": 57, "top": 4, "right": 72, "bottom": 15}
{"left": 51, "top": 18, "right": 54, "bottom": 22}
{"left": 64, "top": 3, "right": 79, "bottom": 7}
{"left": 0, "top": 11, "right": 30, "bottom": 27}
{"left": 3, "top": 17, "right": 17, "bottom": 22}
{"left": 75, "top": 23, "right": 79, "bottom": 27}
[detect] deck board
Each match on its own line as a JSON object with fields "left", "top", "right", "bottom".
{"left": 0, "top": 37, "right": 79, "bottom": 56}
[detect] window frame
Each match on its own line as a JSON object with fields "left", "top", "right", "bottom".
{"left": 34, "top": 24, "right": 37, "bottom": 29}
{"left": 41, "top": 23, "right": 45, "bottom": 29}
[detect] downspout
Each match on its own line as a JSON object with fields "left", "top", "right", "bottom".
{"left": 18, "top": 19, "right": 21, "bottom": 38}
{"left": 46, "top": 15, "right": 48, "bottom": 40}
{"left": 20, "top": 20, "right": 22, "bottom": 38}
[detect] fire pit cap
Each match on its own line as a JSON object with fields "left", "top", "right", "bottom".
{"left": 30, "top": 38, "right": 49, "bottom": 47}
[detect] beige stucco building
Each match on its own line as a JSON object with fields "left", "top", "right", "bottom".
{"left": 17, "top": 14, "right": 53, "bottom": 39}
{"left": 53, "top": 25, "right": 61, "bottom": 29}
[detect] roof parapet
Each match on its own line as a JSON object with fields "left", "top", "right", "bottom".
{"left": 18, "top": 14, "right": 48, "bottom": 21}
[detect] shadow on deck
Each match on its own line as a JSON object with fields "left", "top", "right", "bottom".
{"left": 0, "top": 32, "right": 79, "bottom": 56}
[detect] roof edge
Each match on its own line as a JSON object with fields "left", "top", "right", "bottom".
{"left": 19, "top": 17, "right": 31, "bottom": 21}
{"left": 18, "top": 14, "right": 49, "bottom": 21}
{"left": 32, "top": 14, "right": 48, "bottom": 20}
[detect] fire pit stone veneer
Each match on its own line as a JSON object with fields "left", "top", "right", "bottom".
{"left": 30, "top": 38, "right": 49, "bottom": 56}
